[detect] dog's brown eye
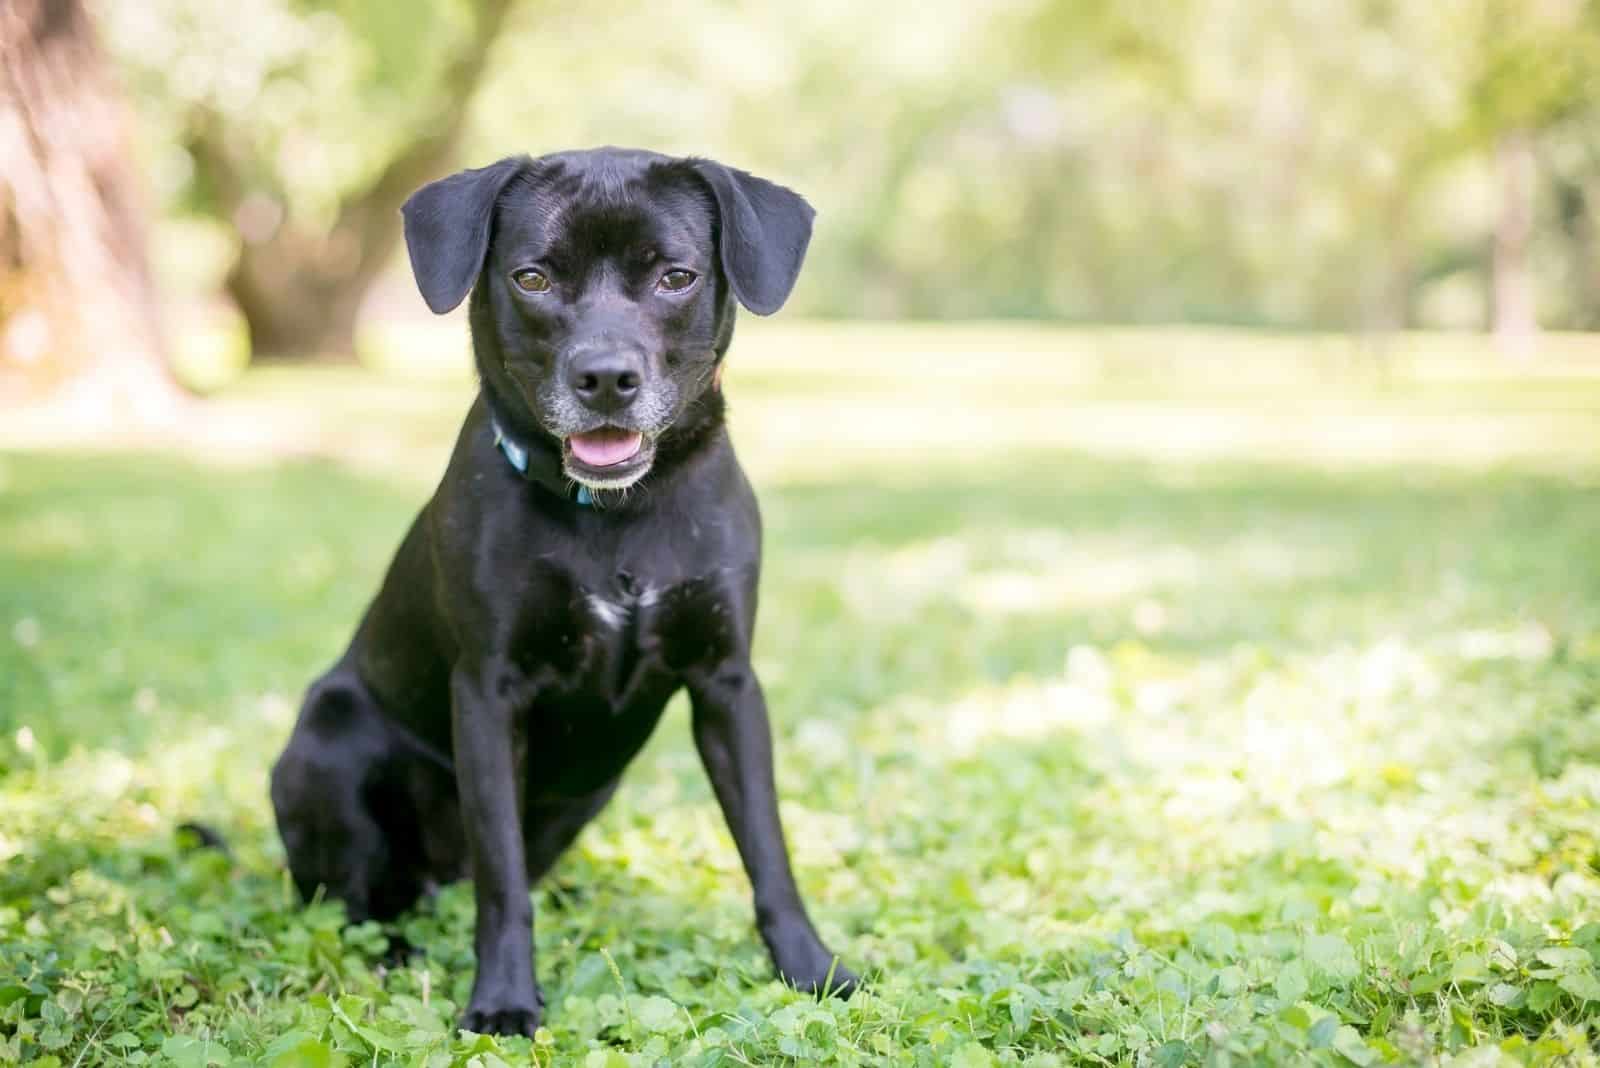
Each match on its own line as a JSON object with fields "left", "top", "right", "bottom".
{"left": 658, "top": 269, "right": 696, "bottom": 293}
{"left": 512, "top": 269, "right": 550, "bottom": 293}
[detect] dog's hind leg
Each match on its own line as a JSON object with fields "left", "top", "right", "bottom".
{"left": 270, "top": 669, "right": 431, "bottom": 922}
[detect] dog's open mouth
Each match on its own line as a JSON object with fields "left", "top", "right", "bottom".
{"left": 564, "top": 427, "right": 652, "bottom": 488}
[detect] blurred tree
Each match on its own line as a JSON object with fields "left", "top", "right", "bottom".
{"left": 0, "top": 0, "right": 183, "bottom": 418}
{"left": 1493, "top": 130, "right": 1538, "bottom": 357}
{"left": 1457, "top": 0, "right": 1600, "bottom": 353}
{"left": 1548, "top": 131, "right": 1600, "bottom": 330}
{"left": 103, "top": 0, "right": 517, "bottom": 361}
{"left": 98, "top": 0, "right": 1600, "bottom": 338}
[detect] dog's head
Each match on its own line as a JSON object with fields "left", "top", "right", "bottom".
{"left": 401, "top": 147, "right": 814, "bottom": 490}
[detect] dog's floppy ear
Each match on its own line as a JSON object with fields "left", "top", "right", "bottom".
{"left": 401, "top": 156, "right": 528, "bottom": 314}
{"left": 689, "top": 160, "right": 815, "bottom": 316}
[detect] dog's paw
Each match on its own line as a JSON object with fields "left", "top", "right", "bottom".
{"left": 779, "top": 958, "right": 862, "bottom": 999}
{"left": 459, "top": 987, "right": 545, "bottom": 1037}
{"left": 765, "top": 916, "right": 862, "bottom": 999}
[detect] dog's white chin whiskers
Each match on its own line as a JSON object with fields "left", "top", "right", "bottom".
{"left": 564, "top": 464, "right": 649, "bottom": 491}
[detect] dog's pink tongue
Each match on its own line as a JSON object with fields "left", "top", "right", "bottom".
{"left": 567, "top": 428, "right": 643, "bottom": 467}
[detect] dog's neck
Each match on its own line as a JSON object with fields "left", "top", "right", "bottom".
{"left": 486, "top": 412, "right": 598, "bottom": 506}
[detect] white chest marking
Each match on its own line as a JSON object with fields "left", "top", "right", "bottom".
{"left": 585, "top": 593, "right": 630, "bottom": 630}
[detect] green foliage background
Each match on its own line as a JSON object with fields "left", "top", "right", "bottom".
{"left": 100, "top": 0, "right": 1600, "bottom": 329}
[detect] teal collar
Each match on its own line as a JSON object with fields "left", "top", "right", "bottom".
{"left": 490, "top": 416, "right": 596, "bottom": 507}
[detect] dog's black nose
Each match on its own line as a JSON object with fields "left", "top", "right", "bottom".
{"left": 569, "top": 351, "right": 641, "bottom": 412}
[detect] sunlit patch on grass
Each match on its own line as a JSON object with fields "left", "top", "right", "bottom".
{"left": 1456, "top": 623, "right": 1556, "bottom": 662}
{"left": 1, "top": 511, "right": 93, "bottom": 555}
{"left": 831, "top": 528, "right": 1344, "bottom": 629}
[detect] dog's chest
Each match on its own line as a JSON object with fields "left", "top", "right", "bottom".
{"left": 509, "top": 565, "right": 741, "bottom": 703}
{"left": 510, "top": 567, "right": 741, "bottom": 797}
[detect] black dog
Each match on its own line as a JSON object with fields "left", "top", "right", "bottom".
{"left": 268, "top": 148, "right": 857, "bottom": 1036}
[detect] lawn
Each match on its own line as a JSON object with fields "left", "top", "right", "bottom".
{"left": 3, "top": 324, "right": 1600, "bottom": 1066}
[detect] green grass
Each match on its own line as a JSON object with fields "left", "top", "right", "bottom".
{"left": 4, "top": 324, "right": 1600, "bottom": 1066}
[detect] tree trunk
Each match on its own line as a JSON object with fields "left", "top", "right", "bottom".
{"left": 222, "top": 218, "right": 374, "bottom": 363}
{"left": 1579, "top": 177, "right": 1600, "bottom": 331}
{"left": 195, "top": 0, "right": 515, "bottom": 362}
{"left": 1491, "top": 129, "right": 1538, "bottom": 359}
{"left": 0, "top": 0, "right": 184, "bottom": 419}
{"left": 1555, "top": 175, "right": 1600, "bottom": 330}
{"left": 1359, "top": 190, "right": 1415, "bottom": 334}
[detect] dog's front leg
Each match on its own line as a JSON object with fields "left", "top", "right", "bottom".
{"left": 451, "top": 664, "right": 542, "bottom": 1036}
{"left": 688, "top": 662, "right": 859, "bottom": 997}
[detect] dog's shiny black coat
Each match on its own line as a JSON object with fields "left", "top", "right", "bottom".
{"left": 269, "top": 148, "right": 857, "bottom": 1036}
